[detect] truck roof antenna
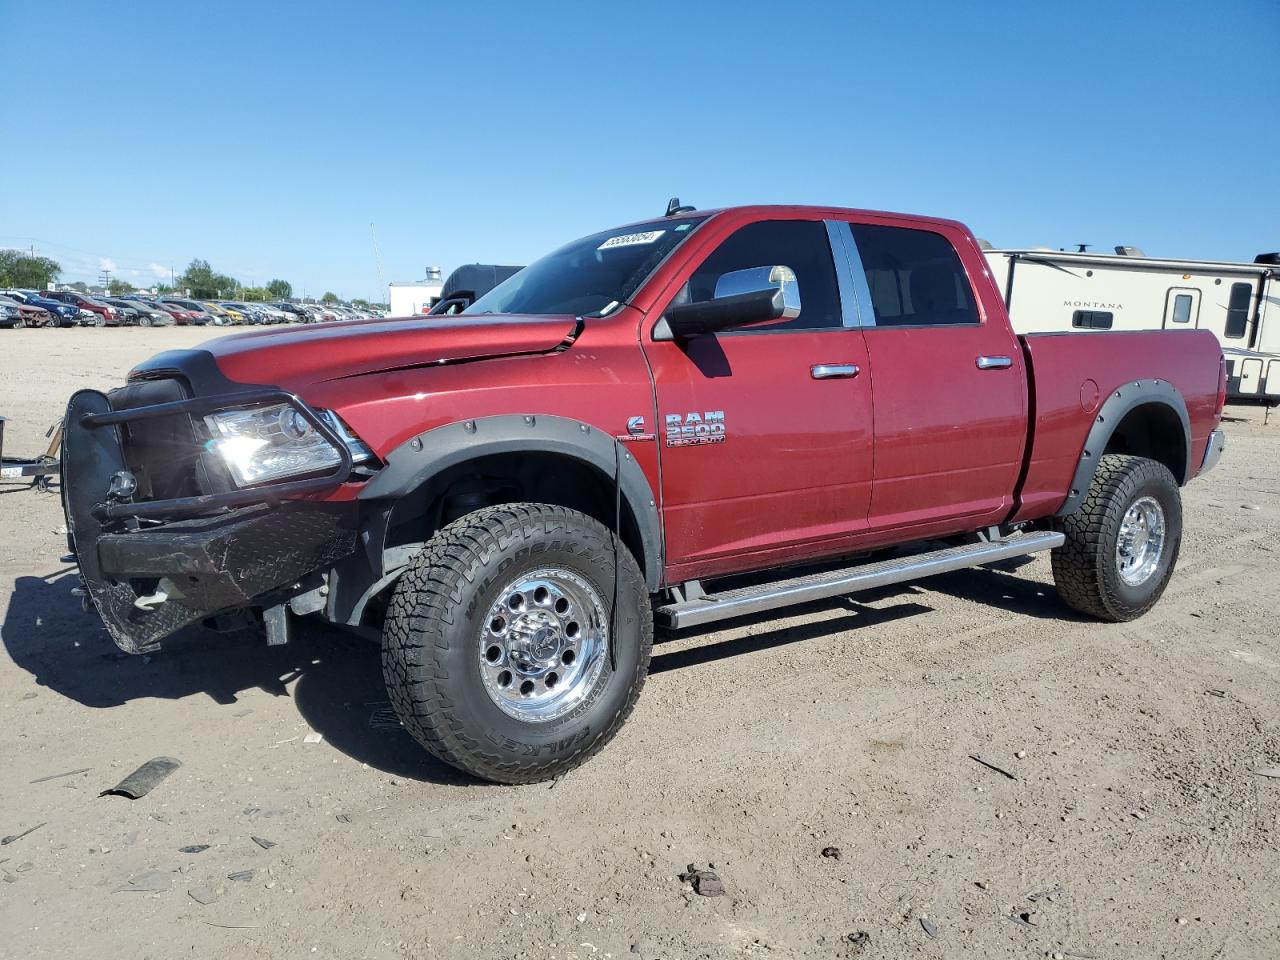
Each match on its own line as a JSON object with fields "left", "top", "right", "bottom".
{"left": 665, "top": 197, "right": 696, "bottom": 217}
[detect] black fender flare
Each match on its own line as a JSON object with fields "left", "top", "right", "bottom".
{"left": 1055, "top": 378, "right": 1191, "bottom": 518}
{"left": 358, "top": 414, "right": 663, "bottom": 590}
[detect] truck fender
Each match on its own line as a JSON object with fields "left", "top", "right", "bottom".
{"left": 1055, "top": 379, "right": 1190, "bottom": 518}
{"left": 357, "top": 414, "right": 664, "bottom": 590}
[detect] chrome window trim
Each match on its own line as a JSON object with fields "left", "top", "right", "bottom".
{"left": 825, "top": 220, "right": 876, "bottom": 328}
{"left": 824, "top": 220, "right": 863, "bottom": 329}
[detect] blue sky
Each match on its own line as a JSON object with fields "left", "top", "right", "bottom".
{"left": 2, "top": 0, "right": 1276, "bottom": 300}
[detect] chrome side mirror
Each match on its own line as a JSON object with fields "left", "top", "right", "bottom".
{"left": 712, "top": 265, "right": 800, "bottom": 319}
{"left": 654, "top": 265, "right": 801, "bottom": 341}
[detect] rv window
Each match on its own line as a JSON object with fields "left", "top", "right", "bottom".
{"left": 1224, "top": 283, "right": 1251, "bottom": 339}
{"left": 1071, "top": 310, "right": 1113, "bottom": 330}
{"left": 1171, "top": 294, "right": 1193, "bottom": 324}
{"left": 848, "top": 224, "right": 979, "bottom": 327}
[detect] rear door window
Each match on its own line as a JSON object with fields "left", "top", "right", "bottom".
{"left": 849, "top": 224, "right": 979, "bottom": 327}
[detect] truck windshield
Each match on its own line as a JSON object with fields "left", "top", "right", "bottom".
{"left": 467, "top": 216, "right": 708, "bottom": 318}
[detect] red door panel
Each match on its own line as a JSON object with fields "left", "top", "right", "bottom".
{"left": 645, "top": 329, "right": 873, "bottom": 581}
{"left": 863, "top": 325, "right": 1026, "bottom": 531}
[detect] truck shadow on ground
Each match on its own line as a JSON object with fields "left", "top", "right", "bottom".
{"left": 0, "top": 568, "right": 471, "bottom": 784}
{"left": 3, "top": 558, "right": 1084, "bottom": 782}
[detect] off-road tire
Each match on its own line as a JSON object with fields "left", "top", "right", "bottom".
{"left": 1051, "top": 454, "right": 1182, "bottom": 621}
{"left": 382, "top": 503, "right": 652, "bottom": 784}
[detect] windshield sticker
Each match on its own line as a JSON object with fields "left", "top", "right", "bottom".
{"left": 598, "top": 230, "right": 665, "bottom": 251}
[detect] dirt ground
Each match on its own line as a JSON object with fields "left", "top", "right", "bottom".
{"left": 0, "top": 326, "right": 1277, "bottom": 960}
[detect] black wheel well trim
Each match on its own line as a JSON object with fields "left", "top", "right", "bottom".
{"left": 1055, "top": 379, "right": 1191, "bottom": 518}
{"left": 357, "top": 414, "right": 663, "bottom": 590}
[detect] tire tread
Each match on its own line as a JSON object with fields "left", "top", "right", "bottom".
{"left": 382, "top": 503, "right": 651, "bottom": 784}
{"left": 1051, "top": 454, "right": 1180, "bottom": 622}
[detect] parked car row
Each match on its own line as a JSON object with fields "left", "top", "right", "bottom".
{"left": 0, "top": 289, "right": 386, "bottom": 328}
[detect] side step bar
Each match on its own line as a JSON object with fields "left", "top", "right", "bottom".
{"left": 655, "top": 531, "right": 1065, "bottom": 629}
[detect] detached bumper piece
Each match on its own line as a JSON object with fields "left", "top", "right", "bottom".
{"left": 63, "top": 388, "right": 357, "bottom": 654}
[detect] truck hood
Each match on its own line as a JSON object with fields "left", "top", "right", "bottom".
{"left": 192, "top": 313, "right": 579, "bottom": 388}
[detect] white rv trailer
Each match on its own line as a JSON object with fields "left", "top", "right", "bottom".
{"left": 985, "top": 247, "right": 1279, "bottom": 401}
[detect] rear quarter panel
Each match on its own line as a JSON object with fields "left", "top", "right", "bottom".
{"left": 1013, "top": 328, "right": 1222, "bottom": 521}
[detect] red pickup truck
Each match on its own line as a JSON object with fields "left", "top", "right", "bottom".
{"left": 62, "top": 203, "right": 1226, "bottom": 783}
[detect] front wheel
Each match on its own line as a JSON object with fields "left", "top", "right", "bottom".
{"left": 1051, "top": 454, "right": 1182, "bottom": 621}
{"left": 382, "top": 503, "right": 652, "bottom": 784}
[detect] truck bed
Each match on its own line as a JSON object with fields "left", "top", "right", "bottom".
{"left": 1011, "top": 328, "right": 1223, "bottom": 522}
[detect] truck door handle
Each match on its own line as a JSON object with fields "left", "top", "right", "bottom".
{"left": 976, "top": 356, "right": 1012, "bottom": 370}
{"left": 811, "top": 363, "right": 860, "bottom": 380}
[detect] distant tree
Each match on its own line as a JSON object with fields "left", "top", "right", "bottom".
{"left": 241, "top": 286, "right": 269, "bottom": 302}
{"left": 180, "top": 259, "right": 216, "bottom": 298}
{"left": 265, "top": 278, "right": 292, "bottom": 299}
{"left": 320, "top": 291, "right": 339, "bottom": 304}
{"left": 67, "top": 280, "right": 89, "bottom": 293}
{"left": 0, "top": 250, "right": 62, "bottom": 288}
{"left": 180, "top": 259, "right": 240, "bottom": 299}
{"left": 107, "top": 278, "right": 136, "bottom": 295}
{"left": 351, "top": 298, "right": 371, "bottom": 308}
{"left": 211, "top": 273, "right": 238, "bottom": 298}
{"left": 155, "top": 283, "right": 176, "bottom": 295}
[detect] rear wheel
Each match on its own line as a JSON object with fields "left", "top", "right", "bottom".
{"left": 93, "top": 315, "right": 106, "bottom": 328}
{"left": 139, "top": 316, "right": 152, "bottom": 327}
{"left": 1051, "top": 454, "right": 1182, "bottom": 621}
{"left": 382, "top": 503, "right": 652, "bottom": 784}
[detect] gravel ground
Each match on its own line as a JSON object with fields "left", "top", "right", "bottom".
{"left": 1, "top": 326, "right": 1277, "bottom": 959}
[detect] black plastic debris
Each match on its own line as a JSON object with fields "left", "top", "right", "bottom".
{"left": 969, "top": 754, "right": 1018, "bottom": 781}
{"left": 335, "top": 814, "right": 352, "bottom": 824}
{"left": 920, "top": 918, "right": 939, "bottom": 938}
{"left": 2, "top": 822, "right": 46, "bottom": 846}
{"left": 1008, "top": 910, "right": 1039, "bottom": 928}
{"left": 179, "top": 844, "right": 210, "bottom": 854}
{"left": 227, "top": 869, "right": 255, "bottom": 882}
{"left": 821, "top": 846, "right": 842, "bottom": 860}
{"left": 679, "top": 863, "right": 724, "bottom": 897}
{"left": 250, "top": 836, "right": 276, "bottom": 850}
{"left": 101, "top": 757, "right": 181, "bottom": 799}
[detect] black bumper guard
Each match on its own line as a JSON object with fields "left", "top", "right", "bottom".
{"left": 64, "top": 388, "right": 358, "bottom": 654}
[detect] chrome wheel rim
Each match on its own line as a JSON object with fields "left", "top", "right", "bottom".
{"left": 478, "top": 568, "right": 607, "bottom": 723}
{"left": 1116, "top": 496, "right": 1166, "bottom": 586}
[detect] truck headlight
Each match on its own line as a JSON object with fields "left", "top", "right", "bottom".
{"left": 203, "top": 403, "right": 373, "bottom": 486}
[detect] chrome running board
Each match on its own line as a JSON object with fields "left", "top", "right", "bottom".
{"left": 655, "top": 531, "right": 1065, "bottom": 629}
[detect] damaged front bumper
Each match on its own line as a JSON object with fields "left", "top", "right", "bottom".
{"left": 63, "top": 388, "right": 358, "bottom": 654}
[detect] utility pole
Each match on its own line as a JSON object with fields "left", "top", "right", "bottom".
{"left": 370, "top": 222, "right": 385, "bottom": 298}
